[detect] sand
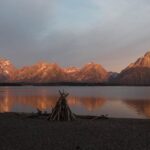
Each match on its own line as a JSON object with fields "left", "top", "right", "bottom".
{"left": 0, "top": 113, "right": 150, "bottom": 150}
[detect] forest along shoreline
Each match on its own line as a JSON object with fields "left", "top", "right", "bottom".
{"left": 1, "top": 82, "right": 150, "bottom": 86}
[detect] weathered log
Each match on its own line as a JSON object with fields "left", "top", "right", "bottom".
{"left": 92, "top": 114, "right": 109, "bottom": 120}
{"left": 36, "top": 108, "right": 42, "bottom": 116}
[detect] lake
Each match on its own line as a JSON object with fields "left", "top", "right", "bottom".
{"left": 0, "top": 86, "right": 150, "bottom": 119}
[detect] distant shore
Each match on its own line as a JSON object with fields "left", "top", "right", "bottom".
{"left": 1, "top": 82, "right": 150, "bottom": 86}
{"left": 0, "top": 112, "right": 150, "bottom": 150}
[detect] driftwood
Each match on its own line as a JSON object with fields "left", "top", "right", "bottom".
{"left": 36, "top": 108, "right": 42, "bottom": 115}
{"left": 28, "top": 108, "right": 49, "bottom": 119}
{"left": 48, "top": 90, "right": 76, "bottom": 121}
{"left": 92, "top": 114, "right": 109, "bottom": 120}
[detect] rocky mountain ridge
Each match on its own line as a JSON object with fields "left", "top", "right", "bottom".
{"left": 1, "top": 51, "right": 150, "bottom": 85}
{"left": 0, "top": 59, "right": 109, "bottom": 83}
{"left": 116, "top": 51, "right": 150, "bottom": 85}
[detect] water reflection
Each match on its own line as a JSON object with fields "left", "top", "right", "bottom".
{"left": 124, "top": 100, "right": 150, "bottom": 118}
{"left": 0, "top": 89, "right": 106, "bottom": 113}
{"left": 0, "top": 87, "right": 150, "bottom": 119}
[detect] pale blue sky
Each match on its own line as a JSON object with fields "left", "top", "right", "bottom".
{"left": 0, "top": 0, "right": 150, "bottom": 72}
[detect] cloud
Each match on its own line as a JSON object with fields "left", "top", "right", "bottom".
{"left": 0, "top": 0, "right": 150, "bottom": 72}
{"left": 0, "top": 0, "right": 56, "bottom": 65}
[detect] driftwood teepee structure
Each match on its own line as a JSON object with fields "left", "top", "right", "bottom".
{"left": 48, "top": 90, "right": 76, "bottom": 121}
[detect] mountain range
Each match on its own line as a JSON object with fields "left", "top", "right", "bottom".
{"left": 115, "top": 52, "right": 150, "bottom": 85}
{"left": 1, "top": 51, "right": 150, "bottom": 85}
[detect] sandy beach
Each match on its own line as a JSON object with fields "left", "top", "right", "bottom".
{"left": 0, "top": 113, "right": 149, "bottom": 150}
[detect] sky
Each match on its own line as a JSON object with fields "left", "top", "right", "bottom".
{"left": 0, "top": 0, "right": 150, "bottom": 72}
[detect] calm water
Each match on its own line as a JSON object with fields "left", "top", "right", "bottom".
{"left": 0, "top": 86, "right": 150, "bottom": 119}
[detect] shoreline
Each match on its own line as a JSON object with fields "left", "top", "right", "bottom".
{"left": 0, "top": 112, "right": 150, "bottom": 150}
{"left": 1, "top": 82, "right": 150, "bottom": 86}
{"left": 0, "top": 112, "right": 149, "bottom": 120}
